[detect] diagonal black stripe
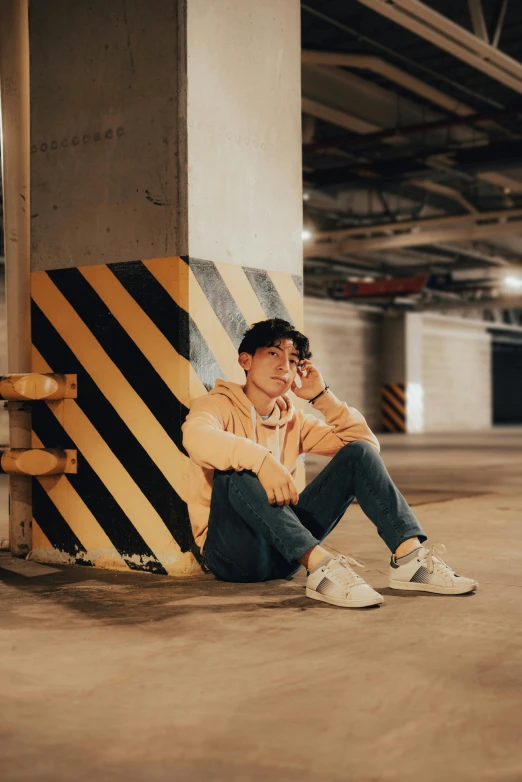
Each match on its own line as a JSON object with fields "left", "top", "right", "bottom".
{"left": 381, "top": 412, "right": 400, "bottom": 432}
{"left": 386, "top": 384, "right": 406, "bottom": 407}
{"left": 47, "top": 267, "right": 188, "bottom": 455}
{"left": 187, "top": 258, "right": 248, "bottom": 348}
{"left": 109, "top": 261, "right": 189, "bottom": 358}
{"left": 110, "top": 260, "right": 222, "bottom": 391}
{"left": 243, "top": 267, "right": 293, "bottom": 324}
{"left": 31, "top": 300, "right": 195, "bottom": 557}
{"left": 32, "top": 478, "right": 91, "bottom": 564}
{"left": 189, "top": 314, "right": 226, "bottom": 388}
{"left": 32, "top": 402, "right": 167, "bottom": 574}
{"left": 382, "top": 390, "right": 405, "bottom": 419}
{"left": 292, "top": 274, "right": 304, "bottom": 297}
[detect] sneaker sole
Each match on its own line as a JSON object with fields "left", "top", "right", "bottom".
{"left": 388, "top": 579, "right": 478, "bottom": 595}
{"left": 306, "top": 587, "right": 383, "bottom": 608}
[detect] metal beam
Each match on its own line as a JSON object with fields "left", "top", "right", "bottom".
{"left": 467, "top": 0, "right": 489, "bottom": 43}
{"left": 356, "top": 0, "right": 522, "bottom": 94}
{"left": 301, "top": 3, "right": 503, "bottom": 109}
{"left": 307, "top": 219, "right": 522, "bottom": 257}
{"left": 301, "top": 97, "right": 380, "bottom": 134}
{"left": 491, "top": 0, "right": 509, "bottom": 48}
{"left": 301, "top": 51, "right": 476, "bottom": 117}
{"left": 313, "top": 207, "right": 522, "bottom": 242}
{"left": 409, "top": 179, "right": 478, "bottom": 214}
{"left": 303, "top": 105, "right": 522, "bottom": 153}
{"left": 415, "top": 295, "right": 522, "bottom": 311}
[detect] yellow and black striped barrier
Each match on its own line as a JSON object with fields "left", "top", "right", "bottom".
{"left": 381, "top": 383, "right": 406, "bottom": 433}
{"left": 30, "top": 256, "right": 304, "bottom": 574}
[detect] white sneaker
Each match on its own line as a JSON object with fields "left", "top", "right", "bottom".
{"left": 306, "top": 555, "right": 384, "bottom": 608}
{"left": 389, "top": 544, "right": 478, "bottom": 595}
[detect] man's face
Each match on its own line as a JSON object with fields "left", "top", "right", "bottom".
{"left": 240, "top": 339, "right": 300, "bottom": 396}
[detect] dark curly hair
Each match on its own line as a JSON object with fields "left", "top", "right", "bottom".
{"left": 238, "top": 318, "right": 312, "bottom": 363}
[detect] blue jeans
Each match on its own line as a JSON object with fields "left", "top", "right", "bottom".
{"left": 203, "top": 440, "right": 426, "bottom": 583}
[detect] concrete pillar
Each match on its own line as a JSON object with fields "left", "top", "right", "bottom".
{"left": 27, "top": 0, "right": 303, "bottom": 574}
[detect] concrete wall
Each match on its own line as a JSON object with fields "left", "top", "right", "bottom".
{"left": 421, "top": 315, "right": 492, "bottom": 432}
{"left": 186, "top": 0, "right": 302, "bottom": 274}
{"left": 304, "top": 297, "right": 383, "bottom": 430}
{"left": 30, "top": 0, "right": 182, "bottom": 271}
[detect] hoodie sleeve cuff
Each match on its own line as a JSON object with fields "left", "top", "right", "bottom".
{"left": 311, "top": 388, "right": 342, "bottom": 414}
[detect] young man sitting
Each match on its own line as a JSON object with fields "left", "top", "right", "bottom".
{"left": 182, "top": 318, "right": 478, "bottom": 608}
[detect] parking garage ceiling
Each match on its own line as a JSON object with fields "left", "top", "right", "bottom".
{"left": 301, "top": 0, "right": 522, "bottom": 318}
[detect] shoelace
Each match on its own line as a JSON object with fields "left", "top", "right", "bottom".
{"left": 326, "top": 555, "right": 366, "bottom": 589}
{"left": 420, "top": 543, "right": 454, "bottom": 577}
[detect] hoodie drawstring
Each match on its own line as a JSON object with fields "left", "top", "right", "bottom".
{"left": 250, "top": 405, "right": 281, "bottom": 463}
{"left": 250, "top": 406, "right": 257, "bottom": 445}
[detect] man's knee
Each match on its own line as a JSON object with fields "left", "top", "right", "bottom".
{"left": 215, "top": 468, "right": 266, "bottom": 500}
{"left": 339, "top": 440, "right": 379, "bottom": 462}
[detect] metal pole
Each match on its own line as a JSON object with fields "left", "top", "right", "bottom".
{"left": 0, "top": 0, "right": 32, "bottom": 556}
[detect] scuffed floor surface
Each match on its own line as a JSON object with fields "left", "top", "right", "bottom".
{"left": 1, "top": 431, "right": 522, "bottom": 781}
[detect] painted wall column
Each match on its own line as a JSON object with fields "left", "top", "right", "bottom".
{"left": 28, "top": 0, "right": 303, "bottom": 574}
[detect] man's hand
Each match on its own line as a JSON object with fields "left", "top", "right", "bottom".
{"left": 291, "top": 358, "right": 326, "bottom": 401}
{"left": 257, "top": 453, "right": 299, "bottom": 506}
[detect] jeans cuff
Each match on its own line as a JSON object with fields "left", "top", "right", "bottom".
{"left": 389, "top": 527, "right": 427, "bottom": 553}
{"left": 287, "top": 534, "right": 320, "bottom": 564}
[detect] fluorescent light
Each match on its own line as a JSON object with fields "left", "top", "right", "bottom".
{"left": 503, "top": 275, "right": 522, "bottom": 290}
{"left": 302, "top": 229, "right": 312, "bottom": 241}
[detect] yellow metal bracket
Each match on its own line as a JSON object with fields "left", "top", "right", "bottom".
{"left": 0, "top": 448, "right": 78, "bottom": 476}
{"left": 0, "top": 373, "right": 77, "bottom": 401}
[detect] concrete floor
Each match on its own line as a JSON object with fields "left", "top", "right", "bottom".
{"left": 1, "top": 430, "right": 522, "bottom": 781}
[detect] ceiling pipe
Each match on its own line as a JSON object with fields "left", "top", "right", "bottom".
{"left": 301, "top": 51, "right": 476, "bottom": 117}
{"left": 356, "top": 0, "right": 522, "bottom": 95}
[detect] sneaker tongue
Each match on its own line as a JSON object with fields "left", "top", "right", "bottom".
{"left": 332, "top": 558, "right": 364, "bottom": 587}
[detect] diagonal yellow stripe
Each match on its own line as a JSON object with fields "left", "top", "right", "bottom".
{"left": 267, "top": 270, "right": 304, "bottom": 330}
{"left": 32, "top": 345, "right": 196, "bottom": 575}
{"left": 144, "top": 256, "right": 190, "bottom": 310}
{"left": 31, "top": 271, "right": 189, "bottom": 499}
{"left": 32, "top": 518, "right": 53, "bottom": 552}
{"left": 382, "top": 388, "right": 406, "bottom": 417}
{"left": 144, "top": 257, "right": 244, "bottom": 385}
{"left": 388, "top": 383, "right": 406, "bottom": 402}
{"left": 216, "top": 263, "right": 267, "bottom": 326}
{"left": 32, "top": 429, "right": 129, "bottom": 570}
{"left": 381, "top": 416, "right": 398, "bottom": 432}
{"left": 79, "top": 264, "right": 206, "bottom": 405}
{"left": 381, "top": 400, "right": 405, "bottom": 430}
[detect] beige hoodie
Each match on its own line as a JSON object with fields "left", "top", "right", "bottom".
{"left": 181, "top": 380, "right": 380, "bottom": 550}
